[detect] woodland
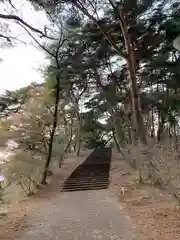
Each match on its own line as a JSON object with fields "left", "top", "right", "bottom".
{"left": 0, "top": 0, "right": 180, "bottom": 203}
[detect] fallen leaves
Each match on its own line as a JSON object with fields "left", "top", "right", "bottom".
{"left": 110, "top": 151, "right": 180, "bottom": 240}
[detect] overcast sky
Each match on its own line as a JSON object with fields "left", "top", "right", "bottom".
{"left": 0, "top": 0, "right": 49, "bottom": 93}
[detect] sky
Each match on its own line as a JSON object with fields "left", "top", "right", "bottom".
{"left": 0, "top": 0, "right": 50, "bottom": 94}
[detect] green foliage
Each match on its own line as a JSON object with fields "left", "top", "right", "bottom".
{"left": 83, "top": 132, "right": 107, "bottom": 149}
{"left": 0, "top": 83, "right": 42, "bottom": 116}
{"left": 1, "top": 0, "right": 180, "bottom": 201}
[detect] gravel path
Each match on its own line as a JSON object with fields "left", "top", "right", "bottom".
{"left": 21, "top": 189, "right": 147, "bottom": 240}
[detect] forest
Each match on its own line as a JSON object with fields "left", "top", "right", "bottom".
{"left": 0, "top": 0, "right": 180, "bottom": 203}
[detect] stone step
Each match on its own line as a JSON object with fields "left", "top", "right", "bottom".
{"left": 65, "top": 178, "right": 109, "bottom": 184}
{"left": 75, "top": 167, "right": 109, "bottom": 170}
{"left": 83, "top": 162, "right": 110, "bottom": 165}
{"left": 65, "top": 176, "right": 109, "bottom": 181}
{"left": 74, "top": 168, "right": 109, "bottom": 172}
{"left": 66, "top": 174, "right": 109, "bottom": 177}
{"left": 62, "top": 148, "right": 112, "bottom": 192}
{"left": 62, "top": 184, "right": 108, "bottom": 192}
{"left": 63, "top": 181, "right": 108, "bottom": 187}
{"left": 63, "top": 182, "right": 108, "bottom": 187}
{"left": 68, "top": 174, "right": 109, "bottom": 178}
{"left": 63, "top": 181, "right": 109, "bottom": 187}
{"left": 69, "top": 169, "right": 109, "bottom": 172}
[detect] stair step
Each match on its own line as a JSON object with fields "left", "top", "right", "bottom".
{"left": 64, "top": 181, "right": 109, "bottom": 184}
{"left": 66, "top": 179, "right": 108, "bottom": 182}
{"left": 69, "top": 172, "right": 109, "bottom": 175}
{"left": 62, "top": 185, "right": 108, "bottom": 192}
{"left": 63, "top": 183, "right": 108, "bottom": 188}
{"left": 63, "top": 182, "right": 109, "bottom": 187}
{"left": 61, "top": 148, "right": 112, "bottom": 192}
{"left": 83, "top": 162, "right": 110, "bottom": 165}
{"left": 64, "top": 180, "right": 109, "bottom": 184}
{"left": 74, "top": 169, "right": 109, "bottom": 172}
{"left": 65, "top": 175, "right": 109, "bottom": 180}
{"left": 64, "top": 184, "right": 109, "bottom": 188}
{"left": 68, "top": 176, "right": 109, "bottom": 179}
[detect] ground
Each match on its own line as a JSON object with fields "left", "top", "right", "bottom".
{"left": 110, "top": 151, "right": 180, "bottom": 240}
{"left": 20, "top": 190, "right": 147, "bottom": 240}
{"left": 1, "top": 149, "right": 180, "bottom": 239}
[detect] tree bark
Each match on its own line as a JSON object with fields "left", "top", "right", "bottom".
{"left": 173, "top": 123, "right": 178, "bottom": 151}
{"left": 151, "top": 109, "right": 155, "bottom": 139}
{"left": 128, "top": 112, "right": 138, "bottom": 145}
{"left": 114, "top": 119, "right": 125, "bottom": 147}
{"left": 64, "top": 126, "right": 73, "bottom": 153}
{"left": 157, "top": 110, "right": 165, "bottom": 142}
{"left": 41, "top": 77, "right": 60, "bottom": 184}
{"left": 74, "top": 106, "right": 81, "bottom": 156}
{"left": 116, "top": 10, "right": 147, "bottom": 144}
{"left": 76, "top": 121, "right": 81, "bottom": 156}
{"left": 127, "top": 121, "right": 132, "bottom": 144}
{"left": 71, "top": 1, "right": 146, "bottom": 144}
{"left": 112, "top": 128, "right": 121, "bottom": 152}
{"left": 63, "top": 113, "right": 68, "bottom": 136}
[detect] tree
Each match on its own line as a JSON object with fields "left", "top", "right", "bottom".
{"left": 2, "top": 84, "right": 74, "bottom": 192}
{"left": 0, "top": 0, "right": 57, "bottom": 44}
{"left": 1, "top": 0, "right": 180, "bottom": 197}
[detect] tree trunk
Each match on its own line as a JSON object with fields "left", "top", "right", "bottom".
{"left": 127, "top": 122, "right": 132, "bottom": 144}
{"left": 64, "top": 125, "right": 73, "bottom": 154}
{"left": 173, "top": 123, "right": 178, "bottom": 151}
{"left": 112, "top": 128, "right": 121, "bottom": 152}
{"left": 119, "top": 11, "right": 147, "bottom": 144}
{"left": 41, "top": 77, "right": 60, "bottom": 184}
{"left": 128, "top": 112, "right": 138, "bottom": 145}
{"left": 151, "top": 109, "right": 155, "bottom": 139}
{"left": 73, "top": 140, "right": 77, "bottom": 152}
{"left": 114, "top": 121, "right": 125, "bottom": 146}
{"left": 157, "top": 110, "right": 165, "bottom": 142}
{"left": 75, "top": 109, "right": 81, "bottom": 156}
{"left": 111, "top": 110, "right": 125, "bottom": 146}
{"left": 72, "top": 2, "right": 146, "bottom": 143}
{"left": 76, "top": 137, "right": 81, "bottom": 156}
{"left": 76, "top": 123, "right": 81, "bottom": 156}
{"left": 168, "top": 126, "right": 172, "bottom": 150}
{"left": 63, "top": 113, "right": 68, "bottom": 136}
{"left": 125, "top": 48, "right": 147, "bottom": 144}
{"left": 59, "top": 123, "right": 73, "bottom": 168}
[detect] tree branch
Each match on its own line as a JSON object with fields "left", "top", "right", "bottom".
{"left": 73, "top": 0, "right": 124, "bottom": 57}
{"left": 7, "top": 0, "right": 17, "bottom": 11}
{"left": 44, "top": 102, "right": 54, "bottom": 115}
{"left": 0, "top": 33, "right": 26, "bottom": 44}
{"left": 18, "top": 22, "right": 55, "bottom": 57}
{"left": 0, "top": 13, "right": 56, "bottom": 40}
{"left": 0, "top": 33, "right": 11, "bottom": 43}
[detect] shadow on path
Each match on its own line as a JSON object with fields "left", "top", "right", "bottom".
{"left": 62, "top": 148, "right": 112, "bottom": 192}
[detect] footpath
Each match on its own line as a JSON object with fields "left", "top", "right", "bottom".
{"left": 19, "top": 148, "right": 147, "bottom": 240}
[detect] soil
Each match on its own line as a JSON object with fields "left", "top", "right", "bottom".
{"left": 1, "top": 149, "right": 180, "bottom": 240}
{"left": 110, "top": 150, "right": 180, "bottom": 240}
{"left": 0, "top": 151, "right": 88, "bottom": 240}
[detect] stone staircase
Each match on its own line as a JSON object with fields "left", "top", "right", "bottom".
{"left": 62, "top": 148, "right": 112, "bottom": 192}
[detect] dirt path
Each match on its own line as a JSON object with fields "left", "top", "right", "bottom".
{"left": 3, "top": 149, "right": 178, "bottom": 239}
{"left": 0, "top": 152, "right": 89, "bottom": 240}
{"left": 19, "top": 189, "right": 147, "bottom": 240}
{"left": 8, "top": 149, "right": 148, "bottom": 240}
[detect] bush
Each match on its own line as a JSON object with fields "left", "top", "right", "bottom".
{"left": 0, "top": 179, "right": 11, "bottom": 204}
{"left": 126, "top": 143, "right": 180, "bottom": 200}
